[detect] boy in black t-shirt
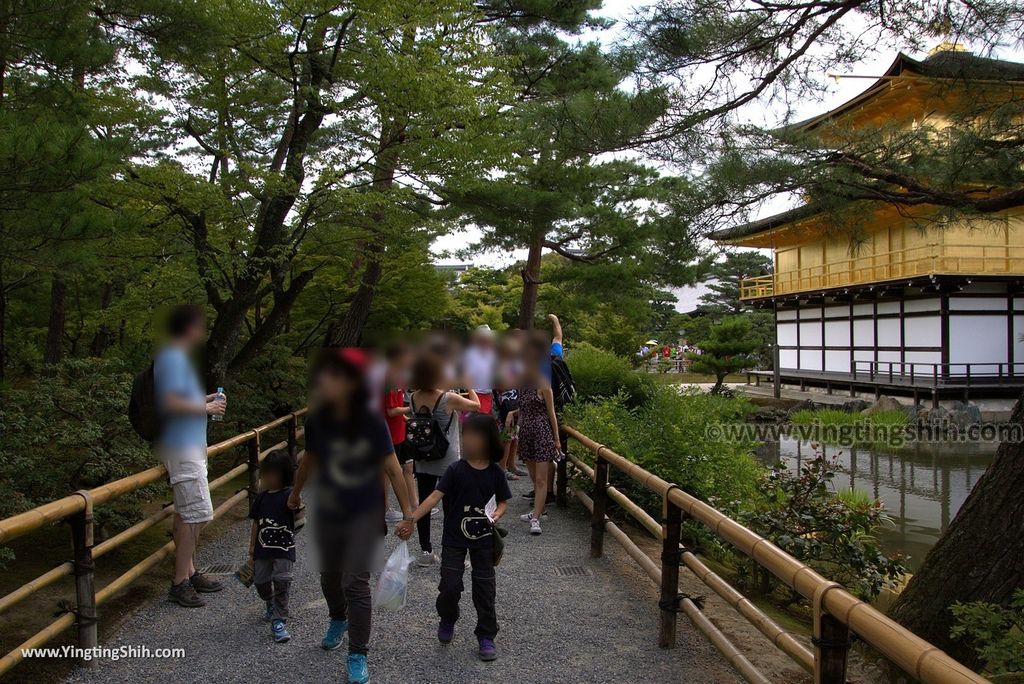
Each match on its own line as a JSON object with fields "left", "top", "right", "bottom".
{"left": 408, "top": 414, "right": 512, "bottom": 662}
{"left": 248, "top": 450, "right": 296, "bottom": 643}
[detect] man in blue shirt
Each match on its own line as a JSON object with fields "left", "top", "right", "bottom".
{"left": 154, "top": 304, "right": 227, "bottom": 607}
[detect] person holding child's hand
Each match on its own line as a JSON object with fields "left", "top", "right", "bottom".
{"left": 406, "top": 413, "right": 511, "bottom": 663}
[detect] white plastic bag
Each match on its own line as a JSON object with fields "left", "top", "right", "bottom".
{"left": 374, "top": 541, "right": 412, "bottom": 610}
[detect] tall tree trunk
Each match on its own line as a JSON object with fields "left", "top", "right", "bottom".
{"left": 0, "top": 283, "right": 6, "bottom": 382}
{"left": 330, "top": 255, "right": 382, "bottom": 347}
{"left": 517, "top": 232, "right": 544, "bottom": 329}
{"left": 89, "top": 282, "right": 113, "bottom": 357}
{"left": 889, "top": 392, "right": 1024, "bottom": 664}
{"left": 43, "top": 276, "right": 66, "bottom": 366}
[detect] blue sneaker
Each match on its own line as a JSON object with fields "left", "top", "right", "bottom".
{"left": 264, "top": 601, "right": 273, "bottom": 622}
{"left": 271, "top": 619, "right": 290, "bottom": 643}
{"left": 322, "top": 618, "right": 348, "bottom": 651}
{"left": 437, "top": 621, "right": 454, "bottom": 644}
{"left": 346, "top": 653, "right": 369, "bottom": 684}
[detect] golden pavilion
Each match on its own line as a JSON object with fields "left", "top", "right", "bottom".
{"left": 713, "top": 47, "right": 1024, "bottom": 405}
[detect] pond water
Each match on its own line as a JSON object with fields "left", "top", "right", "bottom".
{"left": 755, "top": 438, "right": 997, "bottom": 571}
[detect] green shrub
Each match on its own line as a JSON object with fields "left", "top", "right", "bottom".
{"left": 564, "top": 385, "right": 762, "bottom": 507}
{"left": 567, "top": 342, "right": 655, "bottom": 408}
{"left": 951, "top": 589, "right": 1024, "bottom": 676}
{"left": 726, "top": 454, "right": 907, "bottom": 601}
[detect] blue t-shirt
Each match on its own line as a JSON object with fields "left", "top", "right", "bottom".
{"left": 153, "top": 346, "right": 207, "bottom": 450}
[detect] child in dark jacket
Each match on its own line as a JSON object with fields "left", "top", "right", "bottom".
{"left": 408, "top": 413, "right": 511, "bottom": 662}
{"left": 248, "top": 449, "right": 296, "bottom": 643}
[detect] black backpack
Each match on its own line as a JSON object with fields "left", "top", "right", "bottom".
{"left": 550, "top": 355, "right": 576, "bottom": 411}
{"left": 128, "top": 361, "right": 161, "bottom": 442}
{"left": 405, "top": 393, "right": 453, "bottom": 462}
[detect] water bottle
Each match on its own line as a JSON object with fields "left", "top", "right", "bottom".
{"left": 211, "top": 387, "right": 226, "bottom": 422}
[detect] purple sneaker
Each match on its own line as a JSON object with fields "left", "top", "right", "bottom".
{"left": 437, "top": 621, "right": 454, "bottom": 644}
{"left": 478, "top": 637, "right": 497, "bottom": 661}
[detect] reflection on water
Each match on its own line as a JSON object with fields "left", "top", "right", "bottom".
{"left": 756, "top": 438, "right": 996, "bottom": 571}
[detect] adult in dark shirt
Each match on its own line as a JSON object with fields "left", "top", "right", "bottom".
{"left": 288, "top": 348, "right": 413, "bottom": 684}
{"left": 408, "top": 413, "right": 511, "bottom": 662}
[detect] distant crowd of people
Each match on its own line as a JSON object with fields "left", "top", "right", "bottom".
{"left": 143, "top": 305, "right": 573, "bottom": 683}
{"left": 638, "top": 341, "right": 698, "bottom": 371}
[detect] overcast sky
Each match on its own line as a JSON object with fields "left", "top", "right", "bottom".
{"left": 432, "top": 1, "right": 1024, "bottom": 312}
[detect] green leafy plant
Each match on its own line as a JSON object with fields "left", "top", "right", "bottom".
{"left": 565, "top": 385, "right": 762, "bottom": 508}
{"left": 950, "top": 590, "right": 1024, "bottom": 676}
{"left": 726, "top": 454, "right": 906, "bottom": 602}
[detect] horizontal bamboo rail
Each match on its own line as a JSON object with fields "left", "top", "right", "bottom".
{"left": 567, "top": 452, "right": 815, "bottom": 672}
{"left": 573, "top": 488, "right": 771, "bottom": 684}
{"left": 562, "top": 424, "right": 988, "bottom": 684}
{"left": 0, "top": 410, "right": 306, "bottom": 678}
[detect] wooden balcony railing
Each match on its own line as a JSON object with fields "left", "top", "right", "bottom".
{"left": 739, "top": 242, "right": 1024, "bottom": 299}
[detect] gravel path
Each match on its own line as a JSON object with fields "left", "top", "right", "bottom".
{"left": 65, "top": 476, "right": 738, "bottom": 684}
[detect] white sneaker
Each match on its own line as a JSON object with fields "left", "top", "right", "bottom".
{"left": 530, "top": 518, "right": 542, "bottom": 536}
{"left": 384, "top": 510, "right": 403, "bottom": 524}
{"left": 520, "top": 512, "right": 547, "bottom": 522}
{"left": 417, "top": 551, "right": 438, "bottom": 567}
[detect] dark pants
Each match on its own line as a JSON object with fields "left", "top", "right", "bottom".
{"left": 437, "top": 545, "right": 498, "bottom": 639}
{"left": 254, "top": 558, "right": 292, "bottom": 621}
{"left": 416, "top": 474, "right": 439, "bottom": 552}
{"left": 315, "top": 513, "right": 380, "bottom": 655}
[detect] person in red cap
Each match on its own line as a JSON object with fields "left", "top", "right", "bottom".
{"left": 288, "top": 347, "right": 414, "bottom": 684}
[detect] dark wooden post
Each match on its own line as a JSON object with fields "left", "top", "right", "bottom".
{"left": 813, "top": 585, "right": 850, "bottom": 684}
{"left": 71, "top": 491, "right": 98, "bottom": 663}
{"left": 556, "top": 457, "right": 568, "bottom": 508}
{"left": 286, "top": 414, "right": 298, "bottom": 462}
{"left": 659, "top": 490, "right": 683, "bottom": 648}
{"left": 772, "top": 345, "right": 781, "bottom": 399}
{"left": 590, "top": 450, "right": 609, "bottom": 558}
{"left": 247, "top": 432, "right": 261, "bottom": 509}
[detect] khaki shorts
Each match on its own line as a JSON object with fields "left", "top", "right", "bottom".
{"left": 160, "top": 448, "right": 214, "bottom": 524}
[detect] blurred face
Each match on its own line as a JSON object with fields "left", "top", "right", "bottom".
{"left": 315, "top": 366, "right": 358, "bottom": 404}
{"left": 262, "top": 468, "right": 284, "bottom": 490}
{"left": 182, "top": 317, "right": 206, "bottom": 348}
{"left": 461, "top": 426, "right": 488, "bottom": 460}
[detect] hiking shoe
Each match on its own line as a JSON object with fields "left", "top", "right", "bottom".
{"left": 522, "top": 490, "right": 535, "bottom": 499}
{"left": 264, "top": 601, "right": 273, "bottom": 621}
{"left": 347, "top": 653, "right": 369, "bottom": 684}
{"left": 189, "top": 571, "right": 224, "bottom": 593}
{"left": 530, "top": 518, "right": 542, "bottom": 535}
{"left": 505, "top": 471, "right": 519, "bottom": 481}
{"left": 322, "top": 618, "right": 349, "bottom": 651}
{"left": 271, "top": 619, "right": 291, "bottom": 643}
{"left": 514, "top": 466, "right": 528, "bottom": 476}
{"left": 519, "top": 512, "right": 547, "bottom": 521}
{"left": 168, "top": 580, "right": 205, "bottom": 607}
{"left": 437, "top": 621, "right": 455, "bottom": 644}
{"left": 478, "top": 637, "right": 497, "bottom": 661}
{"left": 417, "top": 550, "right": 438, "bottom": 567}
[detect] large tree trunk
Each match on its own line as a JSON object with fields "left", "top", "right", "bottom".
{"left": 517, "top": 232, "right": 544, "bottom": 329}
{"left": 889, "top": 392, "right": 1024, "bottom": 664}
{"left": 330, "top": 255, "right": 382, "bottom": 347}
{"left": 43, "top": 276, "right": 66, "bottom": 366}
{"left": 89, "top": 282, "right": 114, "bottom": 357}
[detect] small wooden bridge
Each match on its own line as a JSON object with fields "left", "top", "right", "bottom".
{"left": 0, "top": 413, "right": 990, "bottom": 683}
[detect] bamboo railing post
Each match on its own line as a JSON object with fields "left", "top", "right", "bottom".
{"left": 247, "top": 433, "right": 261, "bottom": 509}
{"left": 556, "top": 456, "right": 568, "bottom": 509}
{"left": 70, "top": 491, "right": 97, "bottom": 663}
{"left": 659, "top": 489, "right": 683, "bottom": 648}
{"left": 590, "top": 449, "right": 609, "bottom": 558}
{"left": 813, "top": 584, "right": 850, "bottom": 684}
